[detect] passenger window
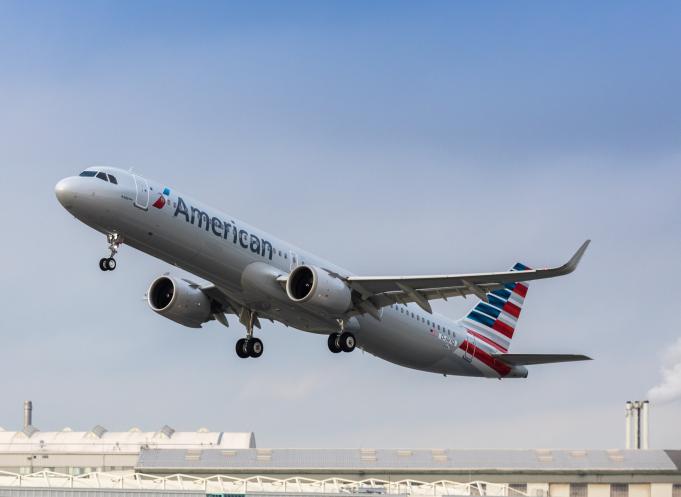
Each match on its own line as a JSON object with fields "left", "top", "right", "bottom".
{"left": 107, "top": 175, "right": 118, "bottom": 184}
{"left": 96, "top": 172, "right": 108, "bottom": 182}
{"left": 79, "top": 171, "right": 96, "bottom": 177}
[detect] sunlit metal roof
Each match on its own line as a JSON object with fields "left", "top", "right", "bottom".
{"left": 0, "top": 427, "right": 255, "bottom": 453}
{"left": 137, "top": 448, "right": 681, "bottom": 473}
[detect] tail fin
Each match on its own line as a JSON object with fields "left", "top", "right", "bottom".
{"left": 460, "top": 262, "right": 530, "bottom": 353}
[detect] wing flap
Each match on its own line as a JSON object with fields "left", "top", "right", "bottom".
{"left": 493, "top": 354, "right": 592, "bottom": 366}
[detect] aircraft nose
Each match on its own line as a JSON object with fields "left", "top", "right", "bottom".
{"left": 55, "top": 177, "right": 79, "bottom": 209}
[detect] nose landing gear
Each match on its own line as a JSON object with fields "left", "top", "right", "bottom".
{"left": 99, "top": 233, "right": 123, "bottom": 272}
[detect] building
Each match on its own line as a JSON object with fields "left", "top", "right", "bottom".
{"left": 0, "top": 425, "right": 255, "bottom": 475}
{"left": 0, "top": 403, "right": 679, "bottom": 497}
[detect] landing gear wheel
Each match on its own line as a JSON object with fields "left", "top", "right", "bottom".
{"left": 235, "top": 338, "right": 249, "bottom": 358}
{"left": 339, "top": 332, "right": 356, "bottom": 353}
{"left": 99, "top": 258, "right": 108, "bottom": 271}
{"left": 248, "top": 338, "right": 264, "bottom": 358}
{"left": 328, "top": 333, "right": 342, "bottom": 353}
{"left": 105, "top": 258, "right": 116, "bottom": 271}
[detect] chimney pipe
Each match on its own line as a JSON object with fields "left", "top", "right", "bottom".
{"left": 641, "top": 401, "right": 649, "bottom": 449}
{"left": 632, "top": 401, "right": 640, "bottom": 449}
{"left": 23, "top": 400, "right": 32, "bottom": 429}
{"left": 625, "top": 401, "right": 632, "bottom": 449}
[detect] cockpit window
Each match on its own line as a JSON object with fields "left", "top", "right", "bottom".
{"left": 79, "top": 171, "right": 96, "bottom": 177}
{"left": 107, "top": 174, "right": 118, "bottom": 184}
{"left": 96, "top": 172, "right": 108, "bottom": 182}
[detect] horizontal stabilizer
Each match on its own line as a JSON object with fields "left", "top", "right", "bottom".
{"left": 493, "top": 353, "right": 592, "bottom": 366}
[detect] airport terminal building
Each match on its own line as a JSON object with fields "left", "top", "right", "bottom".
{"left": 0, "top": 404, "right": 679, "bottom": 497}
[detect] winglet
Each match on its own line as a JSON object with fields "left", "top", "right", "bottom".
{"left": 557, "top": 240, "right": 590, "bottom": 275}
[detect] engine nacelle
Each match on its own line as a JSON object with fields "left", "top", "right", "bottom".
{"left": 147, "top": 276, "right": 212, "bottom": 328}
{"left": 286, "top": 265, "right": 352, "bottom": 315}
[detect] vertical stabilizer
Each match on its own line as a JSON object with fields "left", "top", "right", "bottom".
{"left": 460, "top": 263, "right": 530, "bottom": 353}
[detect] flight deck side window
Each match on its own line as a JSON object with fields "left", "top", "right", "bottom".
{"left": 79, "top": 171, "right": 96, "bottom": 177}
{"left": 96, "top": 172, "right": 108, "bottom": 182}
{"left": 107, "top": 174, "right": 118, "bottom": 184}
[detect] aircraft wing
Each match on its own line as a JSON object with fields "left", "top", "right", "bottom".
{"left": 492, "top": 354, "right": 592, "bottom": 366}
{"left": 345, "top": 240, "right": 590, "bottom": 315}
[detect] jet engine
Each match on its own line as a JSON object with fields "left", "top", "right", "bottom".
{"left": 147, "top": 276, "right": 212, "bottom": 328}
{"left": 286, "top": 265, "right": 352, "bottom": 314}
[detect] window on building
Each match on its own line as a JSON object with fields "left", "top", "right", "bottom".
{"left": 610, "top": 484, "right": 628, "bottom": 497}
{"left": 509, "top": 484, "right": 528, "bottom": 496}
{"left": 570, "top": 484, "right": 587, "bottom": 497}
{"left": 672, "top": 484, "right": 681, "bottom": 497}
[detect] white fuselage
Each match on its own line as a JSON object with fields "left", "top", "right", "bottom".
{"left": 55, "top": 167, "right": 527, "bottom": 379}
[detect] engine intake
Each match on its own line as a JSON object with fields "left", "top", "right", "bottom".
{"left": 286, "top": 265, "right": 352, "bottom": 315}
{"left": 147, "top": 276, "right": 212, "bottom": 328}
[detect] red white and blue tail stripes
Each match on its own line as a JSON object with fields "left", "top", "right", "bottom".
{"left": 459, "top": 263, "right": 530, "bottom": 369}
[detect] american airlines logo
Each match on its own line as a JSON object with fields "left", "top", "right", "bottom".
{"left": 152, "top": 187, "right": 172, "bottom": 209}
{"left": 173, "top": 197, "right": 274, "bottom": 260}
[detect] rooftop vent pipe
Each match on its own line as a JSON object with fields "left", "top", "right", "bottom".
{"left": 23, "top": 400, "right": 32, "bottom": 429}
{"left": 625, "top": 400, "right": 649, "bottom": 449}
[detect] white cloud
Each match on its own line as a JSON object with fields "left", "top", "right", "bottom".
{"left": 648, "top": 338, "right": 681, "bottom": 404}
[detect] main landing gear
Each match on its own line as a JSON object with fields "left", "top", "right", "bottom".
{"left": 235, "top": 309, "right": 263, "bottom": 359}
{"left": 99, "top": 233, "right": 123, "bottom": 271}
{"left": 236, "top": 337, "right": 263, "bottom": 358}
{"left": 328, "top": 319, "right": 356, "bottom": 354}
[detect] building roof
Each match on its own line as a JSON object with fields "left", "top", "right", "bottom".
{"left": 0, "top": 427, "right": 255, "bottom": 453}
{"left": 137, "top": 448, "right": 681, "bottom": 474}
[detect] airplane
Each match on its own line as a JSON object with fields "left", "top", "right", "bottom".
{"left": 55, "top": 166, "right": 591, "bottom": 378}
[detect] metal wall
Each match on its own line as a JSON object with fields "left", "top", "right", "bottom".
{"left": 0, "top": 488, "right": 202, "bottom": 497}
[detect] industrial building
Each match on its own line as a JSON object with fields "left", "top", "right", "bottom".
{"left": 0, "top": 402, "right": 679, "bottom": 497}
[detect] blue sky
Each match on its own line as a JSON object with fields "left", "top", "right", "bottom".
{"left": 1, "top": 1, "right": 680, "bottom": 448}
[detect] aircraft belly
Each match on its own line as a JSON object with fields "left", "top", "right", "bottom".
{"left": 354, "top": 310, "right": 486, "bottom": 377}
{"left": 356, "top": 312, "right": 447, "bottom": 371}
